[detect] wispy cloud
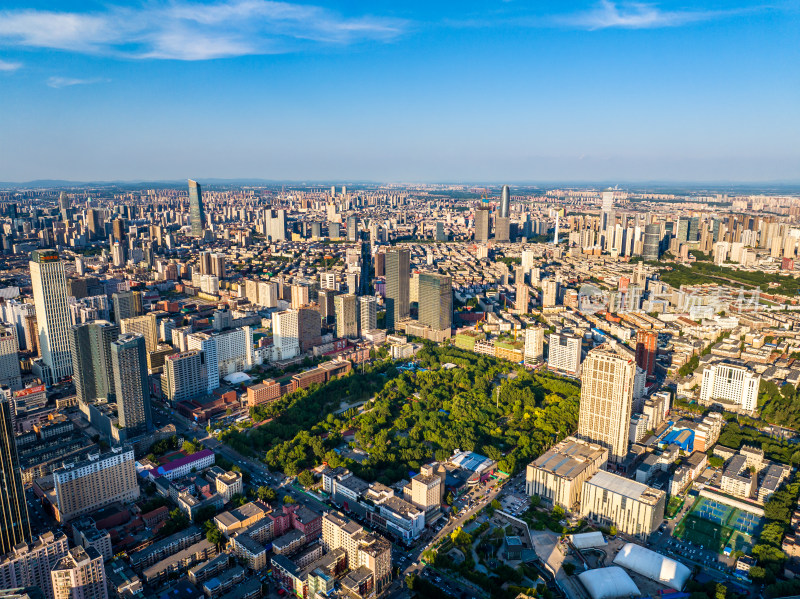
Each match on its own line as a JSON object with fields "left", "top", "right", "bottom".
{"left": 0, "top": 58, "right": 22, "bottom": 71}
{"left": 556, "top": 1, "right": 723, "bottom": 30}
{"left": 0, "top": 0, "right": 407, "bottom": 61}
{"left": 46, "top": 76, "right": 108, "bottom": 88}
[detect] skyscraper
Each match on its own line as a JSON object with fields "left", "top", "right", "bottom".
{"left": 111, "top": 291, "right": 143, "bottom": 322}
{"left": 358, "top": 296, "right": 377, "bottom": 334}
{"left": 297, "top": 305, "right": 322, "bottom": 352}
{"left": 385, "top": 248, "right": 410, "bottom": 331}
{"left": 70, "top": 321, "right": 119, "bottom": 405}
{"left": 120, "top": 313, "right": 157, "bottom": 354}
{"left": 474, "top": 204, "right": 491, "bottom": 244}
{"left": 578, "top": 342, "right": 636, "bottom": 464}
{"left": 418, "top": 273, "right": 452, "bottom": 331}
{"left": 635, "top": 329, "right": 658, "bottom": 377}
{"left": 111, "top": 334, "right": 151, "bottom": 436}
{"left": 30, "top": 250, "right": 73, "bottom": 385}
{"left": 500, "top": 185, "right": 510, "bottom": 218}
{"left": 0, "top": 323, "right": 22, "bottom": 389}
{"left": 643, "top": 223, "right": 661, "bottom": 261}
{"left": 188, "top": 179, "right": 205, "bottom": 237}
{"left": 335, "top": 294, "right": 358, "bottom": 339}
{"left": 0, "top": 393, "right": 31, "bottom": 554}
{"left": 495, "top": 186, "right": 511, "bottom": 242}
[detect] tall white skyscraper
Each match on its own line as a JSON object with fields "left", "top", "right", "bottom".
{"left": 272, "top": 310, "right": 300, "bottom": 360}
{"left": 358, "top": 296, "right": 377, "bottom": 333}
{"left": 578, "top": 342, "right": 636, "bottom": 464}
{"left": 187, "top": 332, "right": 219, "bottom": 394}
{"left": 30, "top": 250, "right": 73, "bottom": 385}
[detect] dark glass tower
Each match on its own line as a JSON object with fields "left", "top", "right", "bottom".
{"left": 112, "top": 333, "right": 152, "bottom": 436}
{"left": 0, "top": 394, "right": 31, "bottom": 554}
{"left": 188, "top": 179, "right": 205, "bottom": 237}
{"left": 385, "top": 248, "right": 410, "bottom": 331}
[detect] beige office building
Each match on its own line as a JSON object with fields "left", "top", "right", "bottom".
{"left": 526, "top": 436, "right": 608, "bottom": 511}
{"left": 53, "top": 448, "right": 139, "bottom": 522}
{"left": 580, "top": 471, "right": 665, "bottom": 539}
{"left": 120, "top": 314, "right": 158, "bottom": 353}
{"left": 578, "top": 342, "right": 636, "bottom": 464}
{"left": 404, "top": 462, "right": 446, "bottom": 514}
{"left": 51, "top": 546, "right": 107, "bottom": 599}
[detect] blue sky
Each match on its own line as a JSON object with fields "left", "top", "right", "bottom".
{"left": 0, "top": 0, "right": 798, "bottom": 183}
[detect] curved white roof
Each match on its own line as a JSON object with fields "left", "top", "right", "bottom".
{"left": 613, "top": 543, "right": 691, "bottom": 590}
{"left": 570, "top": 531, "right": 607, "bottom": 549}
{"left": 578, "top": 567, "right": 640, "bottom": 599}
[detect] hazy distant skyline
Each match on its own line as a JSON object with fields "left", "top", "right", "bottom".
{"left": 1, "top": 0, "right": 798, "bottom": 182}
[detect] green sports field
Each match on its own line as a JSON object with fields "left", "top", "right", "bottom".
{"left": 673, "top": 496, "right": 761, "bottom": 554}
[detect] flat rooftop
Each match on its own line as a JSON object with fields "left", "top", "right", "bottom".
{"left": 532, "top": 437, "right": 607, "bottom": 480}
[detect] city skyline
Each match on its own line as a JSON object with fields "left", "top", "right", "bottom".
{"left": 0, "top": 1, "right": 797, "bottom": 182}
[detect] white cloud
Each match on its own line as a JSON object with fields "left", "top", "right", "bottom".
{"left": 0, "top": 58, "right": 22, "bottom": 71}
{"left": 557, "top": 1, "right": 719, "bottom": 30}
{"left": 0, "top": 0, "right": 407, "bottom": 61}
{"left": 47, "top": 76, "right": 108, "bottom": 88}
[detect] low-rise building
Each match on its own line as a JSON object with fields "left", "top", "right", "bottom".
{"left": 581, "top": 471, "right": 666, "bottom": 539}
{"left": 526, "top": 437, "right": 608, "bottom": 511}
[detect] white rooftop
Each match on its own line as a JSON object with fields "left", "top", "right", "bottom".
{"left": 570, "top": 531, "right": 607, "bottom": 549}
{"left": 578, "top": 567, "right": 640, "bottom": 599}
{"left": 586, "top": 470, "right": 652, "bottom": 500}
{"left": 613, "top": 543, "right": 691, "bottom": 591}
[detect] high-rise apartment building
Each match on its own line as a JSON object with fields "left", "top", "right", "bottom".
{"left": 516, "top": 278, "right": 529, "bottom": 313}
{"left": 50, "top": 546, "right": 107, "bottom": 599}
{"left": 578, "top": 342, "right": 636, "bottom": 464}
{"left": 634, "top": 329, "right": 658, "bottom": 377}
{"left": 523, "top": 327, "right": 544, "bottom": 365}
{"left": 0, "top": 323, "right": 22, "bottom": 390}
{"left": 385, "top": 249, "right": 410, "bottom": 331}
{"left": 272, "top": 310, "right": 299, "bottom": 361}
{"left": 297, "top": 306, "right": 322, "bottom": 352}
{"left": 321, "top": 513, "right": 391, "bottom": 596}
{"left": 52, "top": 448, "right": 139, "bottom": 522}
{"left": 547, "top": 333, "right": 581, "bottom": 376}
{"left": 318, "top": 289, "right": 339, "bottom": 326}
{"left": 291, "top": 285, "right": 310, "bottom": 310}
{"left": 0, "top": 532, "right": 70, "bottom": 599}
{"left": 334, "top": 294, "right": 358, "bottom": 339}
{"left": 188, "top": 179, "right": 205, "bottom": 237}
{"left": 542, "top": 280, "right": 558, "bottom": 308}
{"left": 30, "top": 250, "right": 73, "bottom": 385}
{"left": 357, "top": 296, "right": 377, "bottom": 334}
{"left": 474, "top": 205, "right": 491, "bottom": 244}
{"left": 163, "top": 350, "right": 206, "bottom": 403}
{"left": 111, "top": 291, "right": 142, "bottom": 322}
{"left": 69, "top": 321, "right": 119, "bottom": 405}
{"left": 418, "top": 273, "right": 452, "bottom": 331}
{"left": 186, "top": 332, "right": 220, "bottom": 394}
{"left": 111, "top": 334, "right": 151, "bottom": 436}
{"left": 0, "top": 394, "right": 30, "bottom": 554}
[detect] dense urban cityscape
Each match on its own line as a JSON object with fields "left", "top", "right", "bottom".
{"left": 0, "top": 181, "right": 799, "bottom": 599}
